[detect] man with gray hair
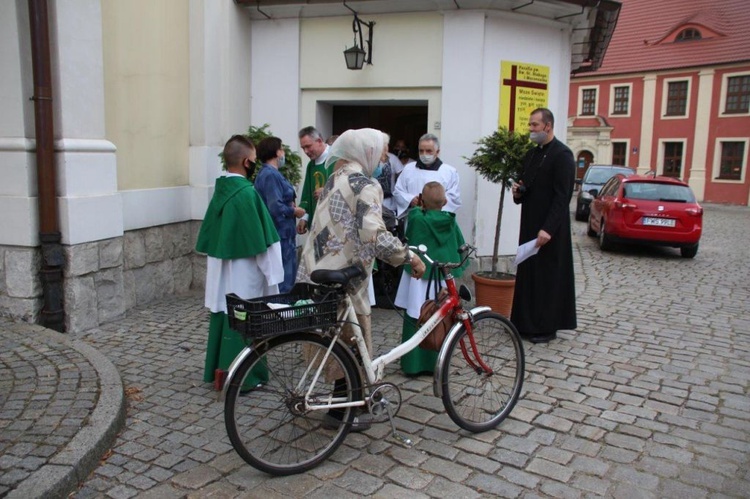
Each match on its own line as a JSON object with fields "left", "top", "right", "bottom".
{"left": 297, "top": 126, "right": 331, "bottom": 234}
{"left": 393, "top": 133, "right": 461, "bottom": 215}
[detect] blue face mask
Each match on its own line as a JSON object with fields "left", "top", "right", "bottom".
{"left": 372, "top": 162, "right": 384, "bottom": 179}
{"left": 278, "top": 155, "right": 286, "bottom": 168}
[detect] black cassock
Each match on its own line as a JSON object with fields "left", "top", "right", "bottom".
{"left": 511, "top": 137, "right": 577, "bottom": 337}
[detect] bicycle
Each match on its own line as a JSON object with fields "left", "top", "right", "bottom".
{"left": 222, "top": 244, "right": 525, "bottom": 476}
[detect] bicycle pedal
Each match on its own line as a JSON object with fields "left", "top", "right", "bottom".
{"left": 391, "top": 432, "right": 413, "bottom": 448}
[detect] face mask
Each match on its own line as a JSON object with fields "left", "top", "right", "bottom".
{"left": 372, "top": 162, "right": 384, "bottom": 179}
{"left": 278, "top": 155, "right": 286, "bottom": 168}
{"left": 530, "top": 130, "right": 547, "bottom": 145}
{"left": 244, "top": 159, "right": 256, "bottom": 178}
{"left": 420, "top": 154, "right": 436, "bottom": 165}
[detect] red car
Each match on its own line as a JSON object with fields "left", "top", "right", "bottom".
{"left": 587, "top": 174, "right": 703, "bottom": 258}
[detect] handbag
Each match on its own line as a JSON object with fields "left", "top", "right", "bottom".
{"left": 417, "top": 265, "right": 454, "bottom": 351}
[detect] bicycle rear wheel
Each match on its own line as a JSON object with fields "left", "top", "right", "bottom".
{"left": 440, "top": 311, "right": 524, "bottom": 432}
{"left": 224, "top": 332, "right": 361, "bottom": 475}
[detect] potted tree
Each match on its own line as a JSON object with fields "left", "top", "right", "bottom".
{"left": 465, "top": 126, "right": 533, "bottom": 316}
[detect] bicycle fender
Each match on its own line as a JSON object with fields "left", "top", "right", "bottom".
{"left": 433, "top": 306, "right": 492, "bottom": 398}
{"left": 220, "top": 345, "right": 256, "bottom": 402}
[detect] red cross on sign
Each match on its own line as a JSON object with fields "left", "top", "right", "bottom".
{"left": 499, "top": 62, "right": 549, "bottom": 132}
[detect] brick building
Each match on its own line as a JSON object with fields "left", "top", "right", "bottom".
{"left": 567, "top": 0, "right": 750, "bottom": 205}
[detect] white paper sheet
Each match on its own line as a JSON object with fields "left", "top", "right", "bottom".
{"left": 514, "top": 238, "right": 540, "bottom": 266}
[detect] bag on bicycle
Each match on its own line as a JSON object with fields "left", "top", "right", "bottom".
{"left": 417, "top": 265, "right": 455, "bottom": 351}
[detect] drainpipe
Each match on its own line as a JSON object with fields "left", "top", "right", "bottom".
{"left": 29, "top": 0, "right": 65, "bottom": 332}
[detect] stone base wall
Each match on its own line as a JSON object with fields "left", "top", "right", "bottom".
{"left": 0, "top": 246, "right": 43, "bottom": 322}
{"left": 0, "top": 222, "right": 517, "bottom": 331}
{"left": 0, "top": 221, "right": 205, "bottom": 333}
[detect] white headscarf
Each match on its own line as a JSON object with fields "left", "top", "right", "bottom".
{"left": 326, "top": 128, "right": 385, "bottom": 177}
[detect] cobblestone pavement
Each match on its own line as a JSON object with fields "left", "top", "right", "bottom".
{"left": 0, "top": 319, "right": 124, "bottom": 498}
{"left": 9, "top": 202, "right": 749, "bottom": 498}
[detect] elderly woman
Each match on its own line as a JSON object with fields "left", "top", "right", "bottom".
{"left": 297, "top": 128, "right": 426, "bottom": 431}
{"left": 296, "top": 127, "right": 426, "bottom": 360}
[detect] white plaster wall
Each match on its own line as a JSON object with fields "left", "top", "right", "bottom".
{"left": 293, "top": 12, "right": 444, "bottom": 201}
{"left": 299, "top": 12, "right": 443, "bottom": 90}
{"left": 122, "top": 187, "right": 192, "bottom": 229}
{"left": 440, "top": 12, "right": 485, "bottom": 251}
{"left": 250, "top": 18, "right": 301, "bottom": 151}
{"left": 471, "top": 12, "right": 574, "bottom": 256}
{"left": 0, "top": 1, "right": 27, "bottom": 138}
{"left": 189, "top": 0, "right": 254, "bottom": 221}
{"left": 49, "top": 0, "right": 106, "bottom": 139}
{"left": 0, "top": 2, "right": 37, "bottom": 246}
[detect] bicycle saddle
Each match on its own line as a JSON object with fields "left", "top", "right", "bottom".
{"left": 310, "top": 265, "right": 365, "bottom": 287}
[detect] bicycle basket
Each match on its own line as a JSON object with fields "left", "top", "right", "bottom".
{"left": 226, "top": 283, "right": 339, "bottom": 339}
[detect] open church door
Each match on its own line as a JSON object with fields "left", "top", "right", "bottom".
{"left": 332, "top": 103, "right": 428, "bottom": 309}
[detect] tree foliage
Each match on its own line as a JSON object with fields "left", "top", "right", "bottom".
{"left": 220, "top": 124, "right": 303, "bottom": 185}
{"left": 465, "top": 127, "right": 533, "bottom": 275}
{"left": 466, "top": 127, "right": 532, "bottom": 188}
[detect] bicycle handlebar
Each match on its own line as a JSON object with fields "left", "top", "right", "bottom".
{"left": 409, "top": 243, "right": 475, "bottom": 270}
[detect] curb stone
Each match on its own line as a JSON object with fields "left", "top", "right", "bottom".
{"left": 6, "top": 327, "right": 126, "bottom": 499}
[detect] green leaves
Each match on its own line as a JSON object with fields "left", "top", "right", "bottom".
{"left": 465, "top": 127, "right": 533, "bottom": 274}
{"left": 465, "top": 127, "right": 533, "bottom": 189}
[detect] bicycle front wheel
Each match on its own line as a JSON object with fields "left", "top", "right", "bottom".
{"left": 224, "top": 332, "right": 361, "bottom": 475}
{"left": 440, "top": 311, "right": 524, "bottom": 432}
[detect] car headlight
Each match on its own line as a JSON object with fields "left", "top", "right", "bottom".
{"left": 581, "top": 191, "right": 593, "bottom": 200}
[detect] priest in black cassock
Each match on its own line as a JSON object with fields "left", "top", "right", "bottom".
{"left": 510, "top": 108, "right": 577, "bottom": 343}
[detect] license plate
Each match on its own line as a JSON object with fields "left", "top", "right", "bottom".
{"left": 642, "top": 217, "right": 675, "bottom": 227}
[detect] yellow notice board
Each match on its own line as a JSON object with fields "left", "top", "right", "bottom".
{"left": 499, "top": 61, "right": 549, "bottom": 132}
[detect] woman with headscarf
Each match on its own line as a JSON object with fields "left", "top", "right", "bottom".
{"left": 296, "top": 127, "right": 427, "bottom": 369}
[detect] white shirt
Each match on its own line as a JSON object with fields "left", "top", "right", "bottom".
{"left": 393, "top": 161, "right": 461, "bottom": 216}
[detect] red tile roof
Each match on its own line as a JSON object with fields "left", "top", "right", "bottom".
{"left": 583, "top": 0, "right": 750, "bottom": 76}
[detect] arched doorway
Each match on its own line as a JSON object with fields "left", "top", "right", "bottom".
{"left": 576, "top": 150, "right": 594, "bottom": 182}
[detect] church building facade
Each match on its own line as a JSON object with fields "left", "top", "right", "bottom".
{"left": 0, "top": 0, "right": 619, "bottom": 331}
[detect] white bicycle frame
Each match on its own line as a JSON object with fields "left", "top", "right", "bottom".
{"left": 220, "top": 247, "right": 489, "bottom": 409}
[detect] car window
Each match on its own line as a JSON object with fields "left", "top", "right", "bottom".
{"left": 585, "top": 169, "right": 614, "bottom": 184}
{"left": 599, "top": 177, "right": 620, "bottom": 197}
{"left": 623, "top": 182, "right": 696, "bottom": 202}
{"left": 584, "top": 167, "right": 633, "bottom": 184}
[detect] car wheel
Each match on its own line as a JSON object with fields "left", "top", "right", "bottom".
{"left": 574, "top": 203, "right": 585, "bottom": 221}
{"left": 680, "top": 244, "right": 698, "bottom": 259}
{"left": 586, "top": 215, "right": 597, "bottom": 237}
{"left": 598, "top": 219, "right": 612, "bottom": 251}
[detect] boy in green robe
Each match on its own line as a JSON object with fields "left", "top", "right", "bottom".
{"left": 394, "top": 182, "right": 468, "bottom": 375}
{"left": 195, "top": 135, "right": 283, "bottom": 389}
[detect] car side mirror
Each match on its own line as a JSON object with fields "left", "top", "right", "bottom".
{"left": 589, "top": 189, "right": 599, "bottom": 198}
{"left": 575, "top": 179, "right": 582, "bottom": 185}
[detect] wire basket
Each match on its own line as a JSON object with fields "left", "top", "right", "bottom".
{"left": 226, "top": 283, "right": 339, "bottom": 339}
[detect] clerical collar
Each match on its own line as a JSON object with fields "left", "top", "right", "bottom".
{"left": 416, "top": 158, "right": 443, "bottom": 171}
{"left": 315, "top": 145, "right": 330, "bottom": 166}
{"left": 537, "top": 137, "right": 555, "bottom": 151}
